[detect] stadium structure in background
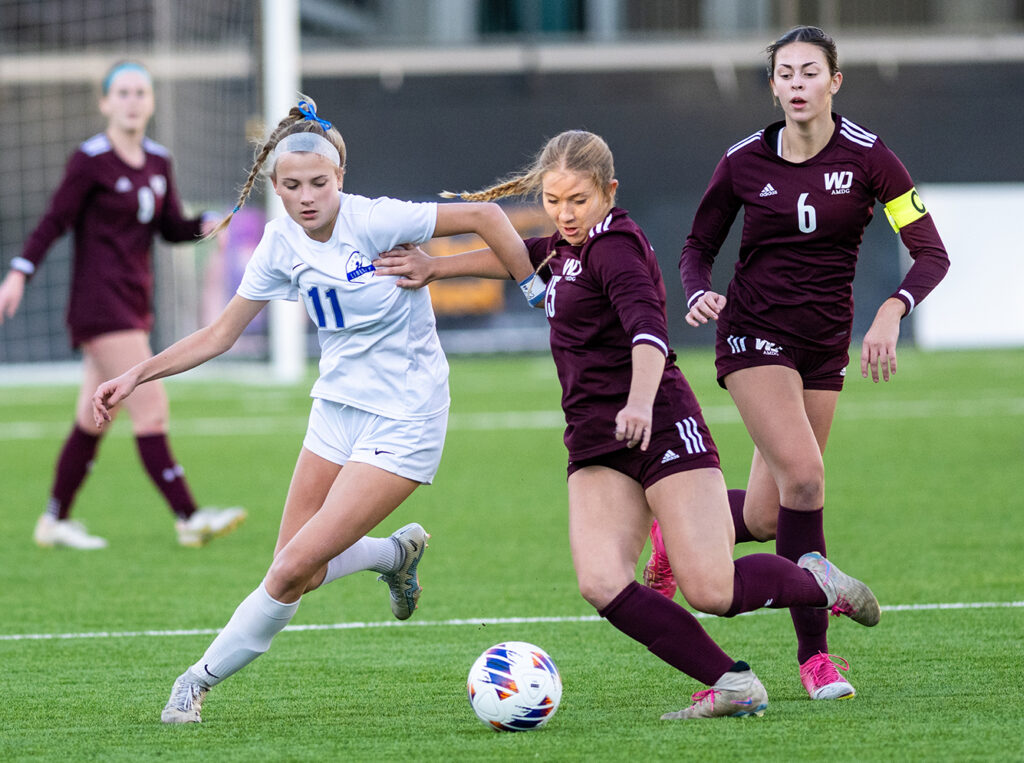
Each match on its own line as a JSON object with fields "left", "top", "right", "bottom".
{"left": 1, "top": 0, "right": 1022, "bottom": 376}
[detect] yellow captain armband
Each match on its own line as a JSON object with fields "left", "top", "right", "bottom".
{"left": 883, "top": 187, "right": 927, "bottom": 232}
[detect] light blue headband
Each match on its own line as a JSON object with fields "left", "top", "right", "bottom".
{"left": 102, "top": 62, "right": 151, "bottom": 95}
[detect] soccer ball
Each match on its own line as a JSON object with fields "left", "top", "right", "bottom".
{"left": 466, "top": 641, "right": 562, "bottom": 731}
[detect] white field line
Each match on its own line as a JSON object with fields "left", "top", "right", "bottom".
{"left": 1, "top": 600, "right": 1021, "bottom": 643}
{"left": 2, "top": 397, "right": 1024, "bottom": 441}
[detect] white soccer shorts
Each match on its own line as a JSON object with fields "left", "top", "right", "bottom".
{"left": 303, "top": 397, "right": 448, "bottom": 484}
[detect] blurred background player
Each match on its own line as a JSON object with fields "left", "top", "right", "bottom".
{"left": 0, "top": 60, "right": 246, "bottom": 549}
{"left": 92, "top": 98, "right": 544, "bottom": 724}
{"left": 375, "top": 129, "right": 880, "bottom": 720}
{"left": 645, "top": 26, "right": 949, "bottom": 701}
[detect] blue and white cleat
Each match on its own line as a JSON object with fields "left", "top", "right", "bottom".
{"left": 661, "top": 665, "right": 768, "bottom": 719}
{"left": 378, "top": 523, "right": 429, "bottom": 620}
{"left": 798, "top": 551, "right": 881, "bottom": 627}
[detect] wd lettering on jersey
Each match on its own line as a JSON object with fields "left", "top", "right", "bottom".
{"left": 345, "top": 251, "right": 376, "bottom": 282}
{"left": 759, "top": 183, "right": 778, "bottom": 197}
{"left": 824, "top": 171, "right": 853, "bottom": 195}
{"left": 755, "top": 338, "right": 781, "bottom": 356}
{"left": 562, "top": 259, "right": 582, "bottom": 281}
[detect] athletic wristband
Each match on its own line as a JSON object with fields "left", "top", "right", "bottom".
{"left": 519, "top": 273, "right": 547, "bottom": 308}
{"left": 10, "top": 257, "right": 35, "bottom": 276}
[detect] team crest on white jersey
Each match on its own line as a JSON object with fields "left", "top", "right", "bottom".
{"left": 562, "top": 258, "right": 582, "bottom": 281}
{"left": 345, "top": 250, "right": 376, "bottom": 282}
{"left": 824, "top": 171, "right": 853, "bottom": 195}
{"left": 759, "top": 183, "right": 778, "bottom": 197}
{"left": 115, "top": 176, "right": 132, "bottom": 193}
{"left": 149, "top": 175, "right": 167, "bottom": 197}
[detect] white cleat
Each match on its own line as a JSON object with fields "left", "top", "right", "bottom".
{"left": 661, "top": 665, "right": 768, "bottom": 720}
{"left": 378, "top": 523, "right": 429, "bottom": 620}
{"left": 798, "top": 551, "right": 881, "bottom": 627}
{"left": 663, "top": 663, "right": 770, "bottom": 716}
{"left": 33, "top": 514, "right": 108, "bottom": 550}
{"left": 176, "top": 506, "right": 247, "bottom": 547}
{"left": 161, "top": 671, "right": 209, "bottom": 724}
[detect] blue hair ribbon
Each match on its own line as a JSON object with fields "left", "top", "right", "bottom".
{"left": 297, "top": 100, "right": 332, "bottom": 132}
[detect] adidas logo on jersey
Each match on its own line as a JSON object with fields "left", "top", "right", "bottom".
{"left": 759, "top": 183, "right": 778, "bottom": 197}
{"left": 661, "top": 449, "right": 680, "bottom": 464}
{"left": 115, "top": 176, "right": 132, "bottom": 193}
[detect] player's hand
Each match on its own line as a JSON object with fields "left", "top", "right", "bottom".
{"left": 861, "top": 298, "right": 905, "bottom": 383}
{"left": 92, "top": 373, "right": 138, "bottom": 428}
{"left": 685, "top": 291, "right": 726, "bottom": 327}
{"left": 373, "top": 244, "right": 435, "bottom": 289}
{"left": 615, "top": 403, "right": 653, "bottom": 451}
{"left": 0, "top": 269, "right": 27, "bottom": 323}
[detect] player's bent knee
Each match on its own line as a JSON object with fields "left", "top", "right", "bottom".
{"left": 577, "top": 573, "right": 632, "bottom": 611}
{"left": 679, "top": 583, "right": 733, "bottom": 617}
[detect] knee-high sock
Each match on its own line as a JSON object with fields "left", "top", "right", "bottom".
{"left": 599, "top": 581, "right": 735, "bottom": 686}
{"left": 775, "top": 505, "right": 829, "bottom": 663}
{"left": 136, "top": 433, "right": 197, "bottom": 519}
{"left": 723, "top": 553, "right": 827, "bottom": 617}
{"left": 189, "top": 582, "right": 300, "bottom": 687}
{"left": 322, "top": 536, "right": 400, "bottom": 586}
{"left": 729, "top": 489, "right": 759, "bottom": 544}
{"left": 48, "top": 426, "right": 101, "bottom": 520}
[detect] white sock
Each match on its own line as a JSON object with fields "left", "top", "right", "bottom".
{"left": 188, "top": 581, "right": 300, "bottom": 687}
{"left": 322, "top": 536, "right": 401, "bottom": 586}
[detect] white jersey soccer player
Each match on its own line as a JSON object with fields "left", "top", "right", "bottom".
{"left": 91, "top": 98, "right": 538, "bottom": 724}
{"left": 239, "top": 192, "right": 449, "bottom": 421}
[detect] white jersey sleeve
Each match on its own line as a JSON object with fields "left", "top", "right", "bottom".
{"left": 364, "top": 196, "right": 437, "bottom": 253}
{"left": 236, "top": 222, "right": 299, "bottom": 302}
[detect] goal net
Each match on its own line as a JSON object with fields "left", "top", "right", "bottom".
{"left": 0, "top": 0, "right": 261, "bottom": 370}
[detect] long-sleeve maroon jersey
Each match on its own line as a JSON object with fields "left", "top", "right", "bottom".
{"left": 16, "top": 133, "right": 203, "bottom": 346}
{"left": 680, "top": 114, "right": 949, "bottom": 351}
{"left": 527, "top": 208, "right": 705, "bottom": 461}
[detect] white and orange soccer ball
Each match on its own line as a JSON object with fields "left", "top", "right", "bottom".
{"left": 466, "top": 641, "right": 562, "bottom": 731}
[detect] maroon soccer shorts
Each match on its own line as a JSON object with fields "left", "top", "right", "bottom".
{"left": 566, "top": 412, "right": 721, "bottom": 490}
{"left": 714, "top": 330, "right": 849, "bottom": 391}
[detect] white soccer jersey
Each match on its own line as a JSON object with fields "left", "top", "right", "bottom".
{"left": 238, "top": 192, "right": 449, "bottom": 419}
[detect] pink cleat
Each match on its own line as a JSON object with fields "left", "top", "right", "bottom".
{"left": 800, "top": 652, "right": 856, "bottom": 700}
{"left": 643, "top": 520, "right": 677, "bottom": 599}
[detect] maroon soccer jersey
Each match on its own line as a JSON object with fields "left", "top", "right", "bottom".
{"left": 680, "top": 114, "right": 949, "bottom": 351}
{"left": 17, "top": 133, "right": 204, "bottom": 346}
{"left": 527, "top": 208, "right": 705, "bottom": 460}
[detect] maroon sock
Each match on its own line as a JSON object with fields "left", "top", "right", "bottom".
{"left": 598, "top": 581, "right": 735, "bottom": 686}
{"left": 48, "top": 426, "right": 102, "bottom": 520}
{"left": 136, "top": 434, "right": 197, "bottom": 519}
{"left": 729, "top": 489, "right": 759, "bottom": 544}
{"left": 776, "top": 505, "right": 829, "bottom": 663}
{"left": 724, "top": 553, "right": 827, "bottom": 617}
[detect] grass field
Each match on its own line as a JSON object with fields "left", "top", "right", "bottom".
{"left": 1, "top": 348, "right": 1021, "bottom": 761}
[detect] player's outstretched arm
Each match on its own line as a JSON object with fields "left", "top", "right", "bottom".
{"left": 92, "top": 295, "right": 268, "bottom": 426}
{"left": 860, "top": 297, "right": 906, "bottom": 383}
{"left": 374, "top": 244, "right": 506, "bottom": 289}
{"left": 433, "top": 202, "right": 531, "bottom": 282}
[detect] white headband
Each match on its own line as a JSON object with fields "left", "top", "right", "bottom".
{"left": 267, "top": 132, "right": 341, "bottom": 173}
